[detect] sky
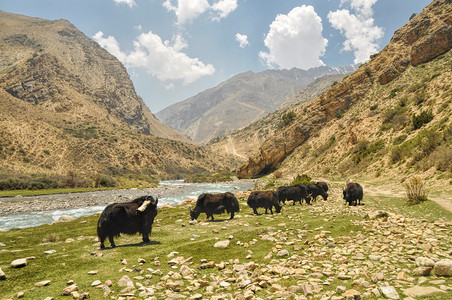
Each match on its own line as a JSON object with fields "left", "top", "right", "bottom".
{"left": 1, "top": 0, "right": 431, "bottom": 113}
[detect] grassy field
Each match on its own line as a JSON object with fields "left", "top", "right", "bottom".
{"left": 0, "top": 189, "right": 451, "bottom": 299}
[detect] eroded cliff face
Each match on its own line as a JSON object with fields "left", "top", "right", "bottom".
{"left": 0, "top": 11, "right": 189, "bottom": 142}
{"left": 238, "top": 0, "right": 452, "bottom": 179}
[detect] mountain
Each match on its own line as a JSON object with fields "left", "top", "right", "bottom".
{"left": 156, "top": 65, "right": 357, "bottom": 144}
{"left": 207, "top": 74, "right": 348, "bottom": 161}
{"left": 236, "top": 0, "right": 451, "bottom": 180}
{"left": 0, "top": 10, "right": 188, "bottom": 142}
{"left": 0, "top": 11, "right": 237, "bottom": 177}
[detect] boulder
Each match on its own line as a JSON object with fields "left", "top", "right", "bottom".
{"left": 403, "top": 286, "right": 445, "bottom": 298}
{"left": 214, "top": 240, "right": 230, "bottom": 248}
{"left": 415, "top": 257, "right": 435, "bottom": 267}
{"left": 433, "top": 259, "right": 452, "bottom": 277}
{"left": 52, "top": 215, "right": 74, "bottom": 224}
{"left": 0, "top": 267, "right": 6, "bottom": 280}
{"left": 11, "top": 258, "right": 27, "bottom": 268}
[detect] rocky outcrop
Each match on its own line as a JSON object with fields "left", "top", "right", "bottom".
{"left": 238, "top": 0, "right": 452, "bottom": 178}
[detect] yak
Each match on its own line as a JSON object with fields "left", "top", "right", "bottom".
{"left": 305, "top": 182, "right": 328, "bottom": 202}
{"left": 343, "top": 182, "right": 363, "bottom": 206}
{"left": 190, "top": 192, "right": 239, "bottom": 221}
{"left": 247, "top": 190, "right": 281, "bottom": 215}
{"left": 317, "top": 181, "right": 329, "bottom": 193}
{"left": 97, "top": 195, "right": 158, "bottom": 249}
{"left": 277, "top": 184, "right": 310, "bottom": 205}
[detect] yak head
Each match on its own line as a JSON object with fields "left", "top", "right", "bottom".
{"left": 137, "top": 196, "right": 158, "bottom": 213}
{"left": 189, "top": 207, "right": 200, "bottom": 220}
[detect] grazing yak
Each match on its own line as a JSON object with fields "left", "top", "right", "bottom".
{"left": 247, "top": 191, "right": 281, "bottom": 215}
{"left": 277, "top": 184, "right": 310, "bottom": 205}
{"left": 343, "top": 182, "right": 363, "bottom": 206}
{"left": 306, "top": 182, "right": 328, "bottom": 202}
{"left": 97, "top": 195, "right": 158, "bottom": 249}
{"left": 190, "top": 192, "right": 239, "bottom": 221}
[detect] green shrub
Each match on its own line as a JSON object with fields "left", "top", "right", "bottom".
{"left": 352, "top": 140, "right": 385, "bottom": 164}
{"left": 289, "top": 174, "right": 312, "bottom": 186}
{"left": 381, "top": 106, "right": 408, "bottom": 130}
{"left": 365, "top": 67, "right": 372, "bottom": 76}
{"left": 370, "top": 104, "right": 378, "bottom": 111}
{"left": 335, "top": 109, "right": 345, "bottom": 119}
{"left": 404, "top": 177, "right": 428, "bottom": 205}
{"left": 95, "top": 174, "right": 118, "bottom": 187}
{"left": 412, "top": 110, "right": 433, "bottom": 129}
{"left": 393, "top": 135, "right": 407, "bottom": 145}
{"left": 281, "top": 111, "right": 296, "bottom": 126}
{"left": 413, "top": 91, "right": 427, "bottom": 105}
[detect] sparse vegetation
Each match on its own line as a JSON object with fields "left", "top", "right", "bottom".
{"left": 334, "top": 109, "right": 345, "bottom": 119}
{"left": 381, "top": 105, "right": 408, "bottom": 131}
{"left": 185, "top": 171, "right": 234, "bottom": 183}
{"left": 289, "top": 174, "right": 312, "bottom": 185}
{"left": 404, "top": 176, "right": 428, "bottom": 205}
{"left": 412, "top": 110, "right": 434, "bottom": 129}
{"left": 281, "top": 111, "right": 296, "bottom": 127}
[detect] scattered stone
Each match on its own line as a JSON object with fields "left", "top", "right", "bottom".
{"left": 379, "top": 285, "right": 400, "bottom": 299}
{"left": 403, "top": 286, "right": 445, "bottom": 298}
{"left": 44, "top": 297, "right": 54, "bottom": 300}
{"left": 277, "top": 249, "right": 289, "bottom": 257}
{"left": 62, "top": 284, "right": 78, "bottom": 295}
{"left": 214, "top": 240, "right": 230, "bottom": 248}
{"left": 17, "top": 291, "right": 24, "bottom": 298}
{"left": 11, "top": 258, "right": 27, "bottom": 268}
{"left": 52, "top": 215, "right": 74, "bottom": 224}
{"left": 35, "top": 280, "right": 51, "bottom": 287}
{"left": 433, "top": 259, "right": 452, "bottom": 277}
{"left": 117, "top": 275, "right": 134, "bottom": 288}
{"left": 343, "top": 289, "right": 361, "bottom": 298}
{"left": 91, "top": 280, "right": 101, "bottom": 287}
{"left": 87, "top": 270, "right": 98, "bottom": 275}
{"left": 413, "top": 267, "right": 432, "bottom": 276}
{"left": 366, "top": 210, "right": 388, "bottom": 219}
{"left": 415, "top": 257, "right": 435, "bottom": 268}
{"left": 0, "top": 267, "right": 5, "bottom": 280}
{"left": 44, "top": 250, "right": 56, "bottom": 254}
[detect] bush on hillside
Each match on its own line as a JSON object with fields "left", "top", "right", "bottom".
{"left": 412, "top": 110, "right": 433, "bottom": 129}
{"left": 95, "top": 174, "right": 118, "bottom": 187}
{"left": 281, "top": 111, "right": 296, "bottom": 126}
{"left": 290, "top": 174, "right": 312, "bottom": 186}
{"left": 404, "top": 176, "right": 428, "bottom": 205}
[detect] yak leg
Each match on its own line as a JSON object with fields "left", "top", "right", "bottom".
{"left": 269, "top": 207, "right": 273, "bottom": 214}
{"left": 253, "top": 208, "right": 258, "bottom": 215}
{"left": 142, "top": 232, "right": 150, "bottom": 244}
{"left": 230, "top": 210, "right": 235, "bottom": 219}
{"left": 108, "top": 235, "right": 116, "bottom": 248}
{"left": 100, "top": 237, "right": 106, "bottom": 249}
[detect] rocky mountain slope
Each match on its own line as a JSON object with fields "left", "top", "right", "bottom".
{"left": 236, "top": 0, "right": 451, "bottom": 180}
{"left": 156, "top": 66, "right": 356, "bottom": 144}
{"left": 0, "top": 10, "right": 188, "bottom": 142}
{"left": 0, "top": 11, "right": 236, "bottom": 177}
{"left": 208, "top": 74, "right": 349, "bottom": 161}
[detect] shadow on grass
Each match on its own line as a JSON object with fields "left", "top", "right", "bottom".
{"left": 102, "top": 240, "right": 161, "bottom": 250}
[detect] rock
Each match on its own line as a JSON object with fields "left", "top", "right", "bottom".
{"left": 35, "top": 280, "right": 51, "bottom": 287}
{"left": 17, "top": 291, "right": 24, "bottom": 298}
{"left": 44, "top": 250, "right": 56, "bottom": 254}
{"left": 403, "top": 286, "right": 445, "bottom": 298}
{"left": 277, "top": 249, "right": 289, "bottom": 257}
{"left": 117, "top": 275, "right": 134, "bottom": 288}
{"left": 180, "top": 265, "right": 193, "bottom": 277}
{"left": 415, "top": 257, "right": 435, "bottom": 267}
{"left": 413, "top": 267, "right": 432, "bottom": 276}
{"left": 366, "top": 210, "right": 388, "bottom": 220}
{"left": 0, "top": 267, "right": 6, "bottom": 280}
{"left": 44, "top": 298, "right": 54, "bottom": 300}
{"left": 62, "top": 284, "right": 78, "bottom": 295}
{"left": 11, "top": 258, "right": 27, "bottom": 268}
{"left": 379, "top": 285, "right": 400, "bottom": 299}
{"left": 433, "top": 259, "right": 452, "bottom": 277}
{"left": 343, "top": 289, "right": 361, "bottom": 299}
{"left": 411, "top": 23, "right": 452, "bottom": 66}
{"left": 214, "top": 240, "right": 230, "bottom": 248}
{"left": 91, "top": 280, "right": 101, "bottom": 286}
{"left": 52, "top": 215, "right": 74, "bottom": 224}
{"left": 87, "top": 270, "right": 98, "bottom": 275}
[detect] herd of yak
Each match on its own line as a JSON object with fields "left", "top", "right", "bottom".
{"left": 97, "top": 181, "right": 363, "bottom": 249}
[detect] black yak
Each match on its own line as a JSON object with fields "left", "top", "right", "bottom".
{"left": 97, "top": 195, "right": 158, "bottom": 249}
{"left": 277, "top": 184, "right": 310, "bottom": 205}
{"left": 306, "top": 182, "right": 328, "bottom": 201}
{"left": 343, "top": 182, "right": 363, "bottom": 206}
{"left": 247, "top": 190, "right": 281, "bottom": 215}
{"left": 190, "top": 192, "right": 239, "bottom": 221}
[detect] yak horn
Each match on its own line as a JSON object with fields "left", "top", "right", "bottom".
{"left": 137, "top": 200, "right": 151, "bottom": 212}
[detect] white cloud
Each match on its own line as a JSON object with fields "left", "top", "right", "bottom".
{"left": 113, "top": 0, "right": 136, "bottom": 8}
{"left": 259, "top": 5, "right": 328, "bottom": 70}
{"left": 211, "top": 0, "right": 238, "bottom": 21}
{"left": 93, "top": 31, "right": 127, "bottom": 62}
{"left": 235, "top": 33, "right": 249, "bottom": 48}
{"left": 93, "top": 31, "right": 215, "bottom": 85}
{"left": 328, "top": 0, "right": 383, "bottom": 63}
{"left": 163, "top": 0, "right": 237, "bottom": 24}
{"left": 163, "top": 0, "right": 210, "bottom": 24}
{"left": 134, "top": 25, "right": 143, "bottom": 31}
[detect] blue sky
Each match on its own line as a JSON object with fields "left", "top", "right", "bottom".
{"left": 1, "top": 0, "right": 431, "bottom": 113}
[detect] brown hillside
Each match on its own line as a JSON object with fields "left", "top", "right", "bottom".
{"left": 0, "top": 11, "right": 238, "bottom": 177}
{"left": 238, "top": 0, "right": 452, "bottom": 179}
{"left": 0, "top": 10, "right": 188, "bottom": 142}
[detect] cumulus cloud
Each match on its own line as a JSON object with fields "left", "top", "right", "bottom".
{"left": 163, "top": 0, "right": 210, "bottom": 24}
{"left": 235, "top": 33, "right": 249, "bottom": 48}
{"left": 328, "top": 0, "right": 383, "bottom": 63}
{"left": 113, "top": 0, "right": 136, "bottom": 8}
{"left": 93, "top": 31, "right": 215, "bottom": 85}
{"left": 211, "top": 0, "right": 238, "bottom": 21}
{"left": 163, "top": 0, "right": 237, "bottom": 24}
{"left": 259, "top": 5, "right": 328, "bottom": 70}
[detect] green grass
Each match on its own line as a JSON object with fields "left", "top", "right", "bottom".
{"left": 0, "top": 191, "right": 451, "bottom": 299}
{"left": 0, "top": 187, "right": 116, "bottom": 197}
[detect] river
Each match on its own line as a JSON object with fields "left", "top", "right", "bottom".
{"left": 0, "top": 180, "right": 254, "bottom": 231}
